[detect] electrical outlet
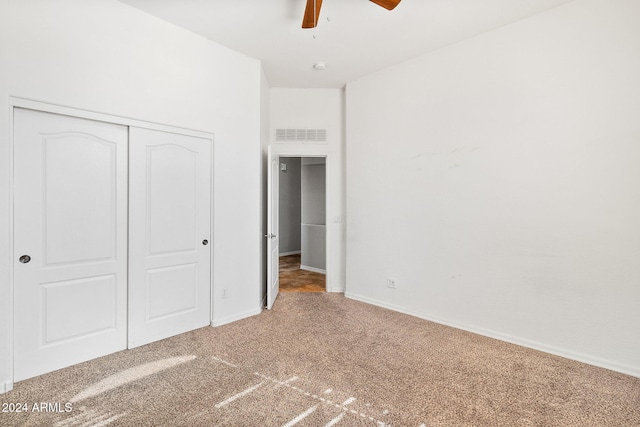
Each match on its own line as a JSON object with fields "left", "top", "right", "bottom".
{"left": 222, "top": 288, "right": 229, "bottom": 298}
{"left": 387, "top": 278, "right": 397, "bottom": 289}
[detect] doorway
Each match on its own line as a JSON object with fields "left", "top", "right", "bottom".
{"left": 266, "top": 146, "right": 332, "bottom": 309}
{"left": 278, "top": 157, "right": 326, "bottom": 293}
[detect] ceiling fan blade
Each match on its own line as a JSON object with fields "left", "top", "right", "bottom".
{"left": 302, "top": 0, "right": 323, "bottom": 28}
{"left": 369, "top": 0, "right": 401, "bottom": 11}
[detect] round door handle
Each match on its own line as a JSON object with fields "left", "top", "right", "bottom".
{"left": 19, "top": 255, "right": 31, "bottom": 264}
{"left": 202, "top": 239, "right": 208, "bottom": 246}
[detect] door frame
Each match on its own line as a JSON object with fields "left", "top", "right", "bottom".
{"left": 266, "top": 146, "right": 280, "bottom": 309}
{"left": 267, "top": 143, "right": 335, "bottom": 304}
{"left": 6, "top": 97, "right": 215, "bottom": 391}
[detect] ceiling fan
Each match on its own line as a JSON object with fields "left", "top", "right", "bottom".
{"left": 302, "top": 0, "right": 402, "bottom": 28}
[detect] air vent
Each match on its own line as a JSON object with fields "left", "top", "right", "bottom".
{"left": 275, "top": 128, "right": 327, "bottom": 143}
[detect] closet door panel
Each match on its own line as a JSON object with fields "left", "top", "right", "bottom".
{"left": 13, "top": 108, "right": 128, "bottom": 381}
{"left": 128, "top": 127, "right": 211, "bottom": 348}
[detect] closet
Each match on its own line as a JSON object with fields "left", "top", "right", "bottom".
{"left": 12, "top": 108, "right": 212, "bottom": 381}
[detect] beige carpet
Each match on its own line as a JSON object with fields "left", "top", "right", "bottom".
{"left": 2, "top": 293, "right": 639, "bottom": 426}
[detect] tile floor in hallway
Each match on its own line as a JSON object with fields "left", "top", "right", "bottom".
{"left": 279, "top": 254, "right": 325, "bottom": 293}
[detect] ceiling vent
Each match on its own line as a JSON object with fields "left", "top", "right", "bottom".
{"left": 275, "top": 128, "right": 327, "bottom": 143}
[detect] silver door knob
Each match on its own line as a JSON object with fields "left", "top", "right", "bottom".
{"left": 19, "top": 255, "right": 31, "bottom": 264}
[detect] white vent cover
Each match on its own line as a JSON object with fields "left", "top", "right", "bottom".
{"left": 275, "top": 128, "right": 327, "bottom": 143}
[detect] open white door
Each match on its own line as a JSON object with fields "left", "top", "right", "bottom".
{"left": 13, "top": 109, "right": 128, "bottom": 381}
{"left": 128, "top": 127, "right": 211, "bottom": 348}
{"left": 266, "top": 146, "right": 279, "bottom": 309}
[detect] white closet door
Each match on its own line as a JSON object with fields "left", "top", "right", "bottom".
{"left": 13, "top": 108, "right": 128, "bottom": 381}
{"left": 128, "top": 127, "right": 211, "bottom": 348}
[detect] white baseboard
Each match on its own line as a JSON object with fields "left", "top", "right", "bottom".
{"left": 211, "top": 306, "right": 263, "bottom": 327}
{"left": 300, "top": 265, "right": 326, "bottom": 274}
{"left": 2, "top": 379, "right": 13, "bottom": 394}
{"left": 279, "top": 251, "right": 301, "bottom": 257}
{"left": 327, "top": 287, "right": 345, "bottom": 293}
{"left": 345, "top": 292, "right": 640, "bottom": 379}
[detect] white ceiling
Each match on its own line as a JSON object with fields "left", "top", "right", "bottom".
{"left": 118, "top": 0, "right": 574, "bottom": 88}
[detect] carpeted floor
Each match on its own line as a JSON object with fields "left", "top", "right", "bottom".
{"left": 279, "top": 254, "right": 325, "bottom": 293}
{"left": 2, "top": 293, "right": 639, "bottom": 426}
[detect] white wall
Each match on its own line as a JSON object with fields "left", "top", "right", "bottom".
{"left": 345, "top": 0, "right": 640, "bottom": 377}
{"left": 269, "top": 89, "right": 345, "bottom": 292}
{"left": 0, "top": 0, "right": 263, "bottom": 390}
